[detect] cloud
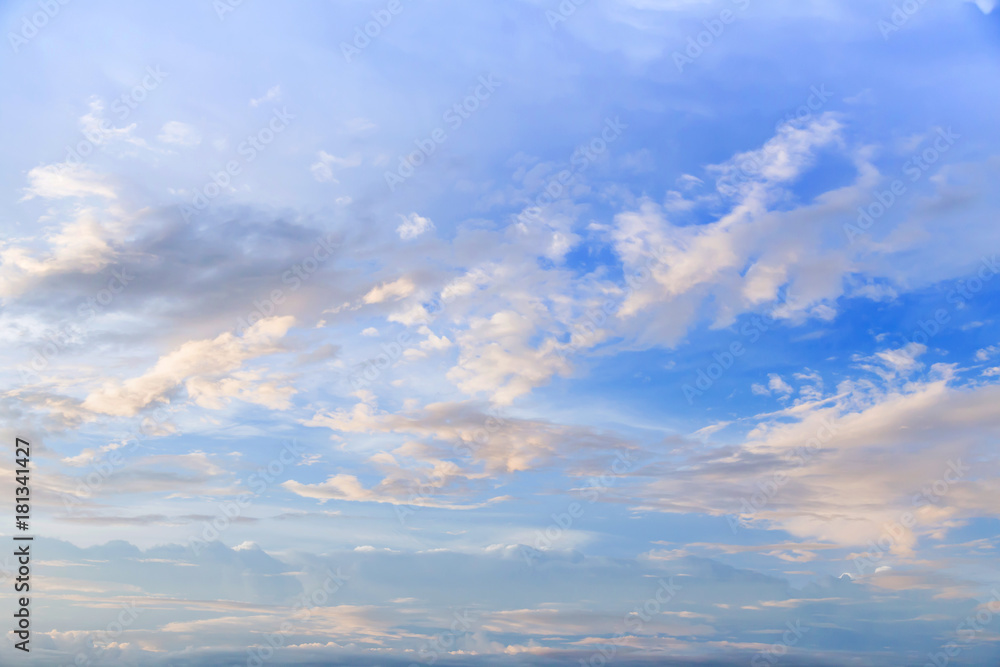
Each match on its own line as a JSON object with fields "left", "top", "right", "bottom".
{"left": 3, "top": 3, "right": 1000, "bottom": 663}
{"left": 344, "top": 117, "right": 376, "bottom": 133}
{"left": 691, "top": 421, "right": 731, "bottom": 439}
{"left": 0, "top": 209, "right": 119, "bottom": 297}
{"left": 310, "top": 151, "right": 362, "bottom": 183}
{"left": 625, "top": 355, "right": 1000, "bottom": 557}
{"left": 975, "top": 344, "right": 998, "bottom": 361}
{"left": 768, "top": 373, "right": 793, "bottom": 395}
{"left": 78, "top": 98, "right": 146, "bottom": 151}
{"left": 302, "top": 398, "right": 635, "bottom": 476}
{"left": 185, "top": 370, "right": 297, "bottom": 410}
{"left": 753, "top": 374, "right": 794, "bottom": 397}
{"left": 297, "top": 343, "right": 341, "bottom": 365}
{"left": 611, "top": 114, "right": 852, "bottom": 345}
{"left": 447, "top": 310, "right": 572, "bottom": 405}
{"left": 82, "top": 316, "right": 295, "bottom": 416}
{"left": 21, "top": 163, "right": 118, "bottom": 200}
{"left": 158, "top": 121, "right": 202, "bottom": 147}
{"left": 249, "top": 85, "right": 282, "bottom": 107}
{"left": 402, "top": 326, "right": 452, "bottom": 361}
{"left": 853, "top": 342, "right": 926, "bottom": 382}
{"left": 281, "top": 466, "right": 504, "bottom": 509}
{"left": 362, "top": 277, "right": 416, "bottom": 305}
{"left": 4, "top": 538, "right": 988, "bottom": 666}
{"left": 396, "top": 213, "right": 435, "bottom": 240}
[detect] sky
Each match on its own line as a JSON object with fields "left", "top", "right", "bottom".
{"left": 1, "top": 0, "right": 1000, "bottom": 664}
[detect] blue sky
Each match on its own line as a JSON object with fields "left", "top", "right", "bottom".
{"left": 2, "top": 0, "right": 1000, "bottom": 664}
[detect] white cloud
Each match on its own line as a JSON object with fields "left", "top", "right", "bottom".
{"left": 752, "top": 374, "right": 794, "bottom": 397}
{"left": 82, "top": 316, "right": 296, "bottom": 416}
{"left": 345, "top": 117, "right": 376, "bottom": 133}
{"left": 854, "top": 343, "right": 926, "bottom": 383}
{"left": 78, "top": 98, "right": 145, "bottom": 150}
{"left": 302, "top": 399, "right": 631, "bottom": 476}
{"left": 282, "top": 469, "right": 504, "bottom": 509}
{"left": 692, "top": 421, "right": 731, "bottom": 439}
{"left": 403, "top": 326, "right": 452, "bottom": 360}
{"left": 396, "top": 213, "right": 435, "bottom": 240}
{"left": 610, "top": 115, "right": 854, "bottom": 345}
{"left": 158, "top": 121, "right": 202, "bottom": 147}
{"left": 975, "top": 344, "right": 998, "bottom": 361}
{"left": 185, "top": 370, "right": 296, "bottom": 410}
{"left": 768, "top": 373, "right": 793, "bottom": 395}
{"left": 21, "top": 163, "right": 117, "bottom": 200}
{"left": 628, "top": 358, "right": 1000, "bottom": 557}
{"left": 447, "top": 310, "right": 572, "bottom": 405}
{"left": 362, "top": 277, "right": 416, "bottom": 305}
{"left": 310, "top": 151, "right": 362, "bottom": 183}
{"left": 249, "top": 85, "right": 281, "bottom": 107}
{"left": 0, "top": 209, "right": 118, "bottom": 296}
